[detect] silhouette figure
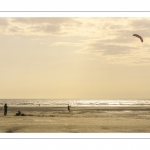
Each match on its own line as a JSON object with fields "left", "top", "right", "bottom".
{"left": 68, "top": 105, "right": 71, "bottom": 112}
{"left": 16, "top": 111, "right": 21, "bottom": 116}
{"left": 4, "top": 103, "right": 8, "bottom": 116}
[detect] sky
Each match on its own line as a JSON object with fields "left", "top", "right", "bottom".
{"left": 0, "top": 17, "right": 150, "bottom": 99}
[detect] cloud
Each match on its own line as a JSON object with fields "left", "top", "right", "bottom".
{"left": 8, "top": 26, "right": 23, "bottom": 33}
{"left": 77, "top": 37, "right": 150, "bottom": 65}
{"left": 9, "top": 18, "right": 82, "bottom": 35}
{"left": 11, "top": 18, "right": 81, "bottom": 25}
{"left": 131, "top": 19, "right": 150, "bottom": 29}
{"left": 51, "top": 41, "right": 81, "bottom": 47}
{"left": 31, "top": 24, "right": 61, "bottom": 34}
{"left": 1, "top": 17, "right": 150, "bottom": 65}
{"left": 80, "top": 38, "right": 136, "bottom": 55}
{"left": 0, "top": 18, "right": 83, "bottom": 35}
{"left": 0, "top": 17, "right": 150, "bottom": 37}
{"left": 0, "top": 18, "right": 9, "bottom": 26}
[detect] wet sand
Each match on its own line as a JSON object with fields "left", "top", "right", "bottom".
{"left": 0, "top": 106, "right": 150, "bottom": 133}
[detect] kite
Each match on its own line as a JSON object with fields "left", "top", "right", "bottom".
{"left": 133, "top": 34, "right": 143, "bottom": 42}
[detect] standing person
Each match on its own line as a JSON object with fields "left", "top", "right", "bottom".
{"left": 68, "top": 104, "right": 71, "bottom": 112}
{"left": 4, "top": 103, "right": 8, "bottom": 116}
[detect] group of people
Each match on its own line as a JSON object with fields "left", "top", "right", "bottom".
{"left": 3, "top": 103, "right": 71, "bottom": 116}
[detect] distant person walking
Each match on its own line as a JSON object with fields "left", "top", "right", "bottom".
{"left": 68, "top": 104, "right": 71, "bottom": 112}
{"left": 4, "top": 103, "right": 8, "bottom": 116}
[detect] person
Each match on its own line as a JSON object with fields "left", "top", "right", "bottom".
{"left": 4, "top": 103, "right": 8, "bottom": 116}
{"left": 68, "top": 104, "right": 71, "bottom": 112}
{"left": 16, "top": 111, "right": 21, "bottom": 116}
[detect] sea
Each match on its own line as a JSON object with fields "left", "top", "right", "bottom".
{"left": 0, "top": 99, "right": 150, "bottom": 107}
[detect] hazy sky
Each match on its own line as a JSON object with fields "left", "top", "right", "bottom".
{"left": 0, "top": 17, "right": 150, "bottom": 99}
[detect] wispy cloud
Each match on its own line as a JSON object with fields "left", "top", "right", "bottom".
{"left": 0, "top": 18, "right": 82, "bottom": 35}
{"left": 1, "top": 17, "right": 150, "bottom": 65}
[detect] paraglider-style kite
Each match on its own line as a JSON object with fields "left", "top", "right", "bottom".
{"left": 133, "top": 34, "right": 143, "bottom": 42}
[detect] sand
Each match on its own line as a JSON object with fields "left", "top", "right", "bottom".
{"left": 0, "top": 105, "right": 150, "bottom": 133}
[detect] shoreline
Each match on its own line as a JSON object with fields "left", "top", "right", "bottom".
{"left": 1, "top": 105, "right": 150, "bottom": 110}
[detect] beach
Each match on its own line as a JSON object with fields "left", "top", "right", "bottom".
{"left": 0, "top": 106, "right": 150, "bottom": 133}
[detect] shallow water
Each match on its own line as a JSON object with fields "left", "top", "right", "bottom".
{"left": 0, "top": 99, "right": 150, "bottom": 107}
